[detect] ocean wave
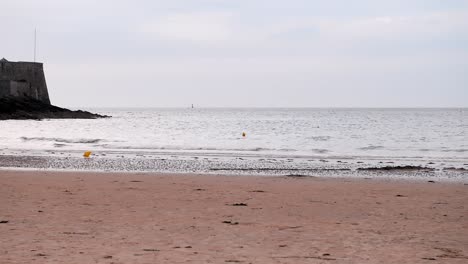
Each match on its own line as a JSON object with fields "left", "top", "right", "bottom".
{"left": 278, "top": 148, "right": 297, "bottom": 152}
{"left": 101, "top": 145, "right": 299, "bottom": 153}
{"left": 358, "top": 145, "right": 385, "bottom": 150}
{"left": 310, "top": 148, "right": 329, "bottom": 154}
{"left": 441, "top": 149, "right": 468, "bottom": 153}
{"left": 307, "top": 136, "right": 331, "bottom": 141}
{"left": 420, "top": 148, "right": 468, "bottom": 153}
{"left": 21, "top": 137, "right": 103, "bottom": 144}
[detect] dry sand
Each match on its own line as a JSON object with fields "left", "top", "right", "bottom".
{"left": 1, "top": 170, "right": 467, "bottom": 264}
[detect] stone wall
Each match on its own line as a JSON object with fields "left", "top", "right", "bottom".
{"left": 0, "top": 59, "right": 51, "bottom": 104}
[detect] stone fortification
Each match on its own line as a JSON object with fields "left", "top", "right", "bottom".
{"left": 0, "top": 57, "right": 109, "bottom": 120}
{"left": 0, "top": 58, "right": 50, "bottom": 104}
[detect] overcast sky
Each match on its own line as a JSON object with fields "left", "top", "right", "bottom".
{"left": 1, "top": 0, "right": 467, "bottom": 107}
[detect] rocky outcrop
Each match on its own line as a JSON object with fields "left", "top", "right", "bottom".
{"left": 0, "top": 97, "right": 109, "bottom": 120}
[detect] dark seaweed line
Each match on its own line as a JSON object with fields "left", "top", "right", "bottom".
{"left": 210, "top": 168, "right": 351, "bottom": 171}
{"left": 357, "top": 165, "right": 435, "bottom": 171}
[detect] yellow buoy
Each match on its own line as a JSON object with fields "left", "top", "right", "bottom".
{"left": 83, "top": 151, "right": 92, "bottom": 158}
{"left": 242, "top": 132, "right": 246, "bottom": 137}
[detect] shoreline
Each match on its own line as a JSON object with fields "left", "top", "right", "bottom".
{"left": 1, "top": 153, "right": 467, "bottom": 183}
{"left": 0, "top": 166, "right": 467, "bottom": 184}
{"left": 1, "top": 170, "right": 468, "bottom": 263}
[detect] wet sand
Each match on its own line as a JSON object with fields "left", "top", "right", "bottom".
{"left": 1, "top": 170, "right": 467, "bottom": 263}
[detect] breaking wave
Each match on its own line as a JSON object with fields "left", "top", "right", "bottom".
{"left": 103, "top": 145, "right": 281, "bottom": 152}
{"left": 420, "top": 148, "right": 468, "bottom": 153}
{"left": 307, "top": 136, "right": 331, "bottom": 141}
{"left": 21, "top": 137, "right": 103, "bottom": 144}
{"left": 99, "top": 145, "right": 333, "bottom": 155}
{"left": 441, "top": 149, "right": 468, "bottom": 153}
{"left": 310, "top": 148, "right": 329, "bottom": 154}
{"left": 358, "top": 145, "right": 385, "bottom": 150}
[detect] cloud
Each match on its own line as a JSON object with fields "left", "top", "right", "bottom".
{"left": 1, "top": 0, "right": 467, "bottom": 107}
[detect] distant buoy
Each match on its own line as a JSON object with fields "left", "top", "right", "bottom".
{"left": 83, "top": 151, "right": 92, "bottom": 158}
{"left": 242, "top": 132, "right": 246, "bottom": 137}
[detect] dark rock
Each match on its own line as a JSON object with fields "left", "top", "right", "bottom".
{"left": 230, "top": 203, "right": 248, "bottom": 206}
{"left": 222, "top": 220, "right": 239, "bottom": 225}
{"left": 0, "top": 97, "right": 109, "bottom": 120}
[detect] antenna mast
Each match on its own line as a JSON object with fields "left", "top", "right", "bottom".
{"left": 34, "top": 28, "right": 37, "bottom": 62}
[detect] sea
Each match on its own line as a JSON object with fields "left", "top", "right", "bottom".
{"left": 1, "top": 108, "right": 467, "bottom": 181}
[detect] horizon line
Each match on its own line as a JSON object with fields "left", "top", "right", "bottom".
{"left": 66, "top": 106, "right": 468, "bottom": 109}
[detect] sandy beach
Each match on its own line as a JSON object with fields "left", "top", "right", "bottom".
{"left": 1, "top": 170, "right": 467, "bottom": 263}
